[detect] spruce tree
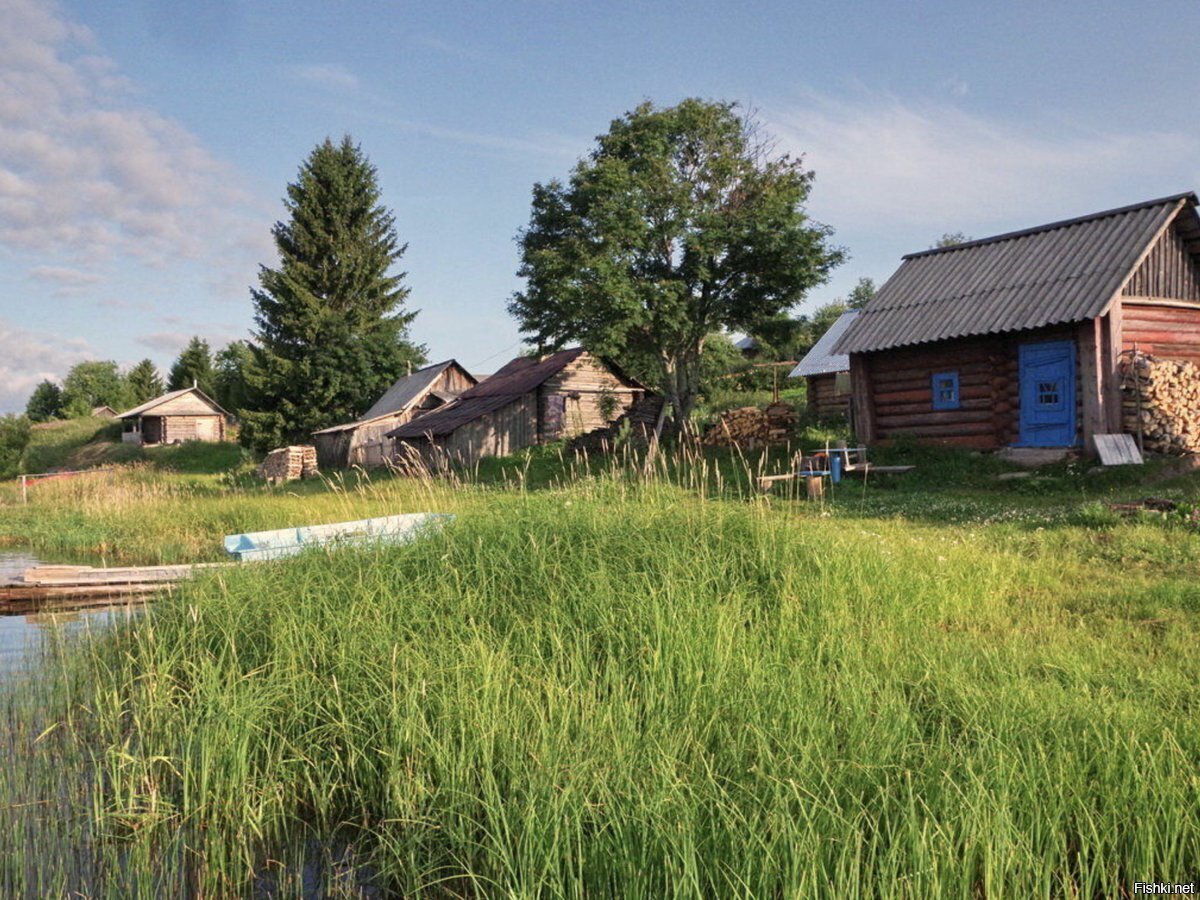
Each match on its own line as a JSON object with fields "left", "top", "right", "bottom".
{"left": 126, "top": 359, "right": 165, "bottom": 404}
{"left": 167, "top": 337, "right": 215, "bottom": 395}
{"left": 241, "top": 136, "right": 424, "bottom": 450}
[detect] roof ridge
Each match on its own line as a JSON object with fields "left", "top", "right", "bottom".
{"left": 902, "top": 192, "right": 1196, "bottom": 260}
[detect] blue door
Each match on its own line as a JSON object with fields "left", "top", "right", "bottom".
{"left": 1018, "top": 341, "right": 1076, "bottom": 447}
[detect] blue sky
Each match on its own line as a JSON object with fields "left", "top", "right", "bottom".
{"left": 3, "top": 0, "right": 1200, "bottom": 411}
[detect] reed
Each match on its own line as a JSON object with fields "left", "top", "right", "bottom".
{"left": 3, "top": 475, "right": 1199, "bottom": 896}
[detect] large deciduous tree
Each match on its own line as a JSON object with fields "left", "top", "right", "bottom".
{"left": 25, "top": 380, "right": 64, "bottom": 422}
{"left": 213, "top": 341, "right": 254, "bottom": 414}
{"left": 241, "top": 136, "right": 424, "bottom": 450}
{"left": 167, "top": 337, "right": 215, "bottom": 395}
{"left": 61, "top": 361, "right": 129, "bottom": 417}
{"left": 510, "top": 98, "right": 843, "bottom": 422}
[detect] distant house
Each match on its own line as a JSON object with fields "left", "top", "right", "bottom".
{"left": 118, "top": 387, "right": 229, "bottom": 445}
{"left": 91, "top": 405, "right": 118, "bottom": 419}
{"left": 387, "top": 348, "right": 645, "bottom": 464}
{"left": 835, "top": 192, "right": 1200, "bottom": 451}
{"left": 788, "top": 311, "right": 858, "bottom": 418}
{"left": 311, "top": 360, "right": 476, "bottom": 468}
{"left": 734, "top": 335, "right": 760, "bottom": 358}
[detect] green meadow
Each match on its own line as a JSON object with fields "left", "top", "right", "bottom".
{"left": 2, "top": 431, "right": 1200, "bottom": 897}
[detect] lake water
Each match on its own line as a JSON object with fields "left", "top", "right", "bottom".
{"left": 0, "top": 551, "right": 134, "bottom": 678}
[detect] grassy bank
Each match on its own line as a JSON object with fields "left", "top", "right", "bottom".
{"left": 1, "top": 454, "right": 1199, "bottom": 895}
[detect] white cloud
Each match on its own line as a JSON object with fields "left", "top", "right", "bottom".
{"left": 28, "top": 264, "right": 102, "bottom": 290}
{"left": 287, "top": 63, "right": 359, "bottom": 91}
{"left": 0, "top": 0, "right": 269, "bottom": 274}
{"left": 0, "top": 317, "right": 93, "bottom": 412}
{"left": 767, "top": 91, "right": 1198, "bottom": 235}
{"left": 135, "top": 331, "right": 191, "bottom": 354}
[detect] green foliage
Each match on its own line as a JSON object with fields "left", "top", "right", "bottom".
{"left": 24, "top": 380, "right": 64, "bottom": 422}
{"left": 20, "top": 417, "right": 125, "bottom": 473}
{"left": 212, "top": 340, "right": 253, "bottom": 414}
{"left": 511, "top": 98, "right": 843, "bottom": 422}
{"left": 933, "top": 231, "right": 971, "bottom": 248}
{"left": 845, "top": 275, "right": 876, "bottom": 309}
{"left": 124, "top": 359, "right": 164, "bottom": 404}
{"left": 242, "top": 136, "right": 425, "bottom": 452}
{"left": 166, "top": 336, "right": 214, "bottom": 395}
{"left": 61, "top": 361, "right": 130, "bottom": 417}
{"left": 0, "top": 414, "right": 31, "bottom": 478}
{"left": 5, "top": 479, "right": 1200, "bottom": 894}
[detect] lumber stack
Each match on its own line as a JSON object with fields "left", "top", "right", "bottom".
{"left": 0, "top": 563, "right": 224, "bottom": 615}
{"left": 258, "top": 445, "right": 320, "bottom": 483}
{"left": 567, "top": 396, "right": 668, "bottom": 454}
{"left": 765, "top": 401, "right": 797, "bottom": 443}
{"left": 1120, "top": 353, "right": 1200, "bottom": 455}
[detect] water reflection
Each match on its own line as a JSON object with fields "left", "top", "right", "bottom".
{"left": 0, "top": 551, "right": 131, "bottom": 678}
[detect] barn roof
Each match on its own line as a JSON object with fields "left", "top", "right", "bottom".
{"left": 312, "top": 360, "right": 473, "bottom": 435}
{"left": 387, "top": 347, "right": 644, "bottom": 440}
{"left": 118, "top": 386, "right": 228, "bottom": 419}
{"left": 789, "top": 311, "right": 858, "bottom": 377}
{"left": 837, "top": 192, "right": 1200, "bottom": 354}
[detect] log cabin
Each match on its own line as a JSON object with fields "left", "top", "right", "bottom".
{"left": 311, "top": 360, "right": 476, "bottom": 468}
{"left": 387, "top": 348, "right": 645, "bottom": 464}
{"left": 788, "top": 310, "right": 857, "bottom": 418}
{"left": 835, "top": 192, "right": 1200, "bottom": 453}
{"left": 118, "top": 387, "right": 229, "bottom": 445}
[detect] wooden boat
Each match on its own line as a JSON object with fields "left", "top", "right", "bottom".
{"left": 223, "top": 512, "right": 452, "bottom": 562}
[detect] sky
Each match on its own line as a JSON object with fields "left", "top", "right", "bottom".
{"left": 3, "top": 0, "right": 1200, "bottom": 412}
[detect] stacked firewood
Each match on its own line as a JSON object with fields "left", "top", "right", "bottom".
{"left": 765, "top": 401, "right": 797, "bottom": 443}
{"left": 258, "top": 445, "right": 320, "bottom": 483}
{"left": 1121, "top": 353, "right": 1200, "bottom": 455}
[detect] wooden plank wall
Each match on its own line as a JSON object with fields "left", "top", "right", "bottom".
{"left": 157, "top": 415, "right": 224, "bottom": 444}
{"left": 806, "top": 373, "right": 850, "bottom": 418}
{"left": 439, "top": 395, "right": 537, "bottom": 463}
{"left": 1121, "top": 221, "right": 1200, "bottom": 302}
{"left": 1121, "top": 302, "right": 1200, "bottom": 366}
{"left": 540, "top": 355, "right": 641, "bottom": 441}
{"left": 151, "top": 393, "right": 224, "bottom": 417}
{"left": 859, "top": 327, "right": 1080, "bottom": 449}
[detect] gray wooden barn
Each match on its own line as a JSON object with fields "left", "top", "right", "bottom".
{"left": 387, "top": 348, "right": 644, "bottom": 464}
{"left": 118, "top": 387, "right": 229, "bottom": 445}
{"left": 312, "top": 360, "right": 476, "bottom": 468}
{"left": 789, "top": 310, "right": 858, "bottom": 418}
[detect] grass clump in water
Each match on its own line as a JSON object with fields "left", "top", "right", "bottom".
{"left": 3, "top": 484, "right": 1199, "bottom": 896}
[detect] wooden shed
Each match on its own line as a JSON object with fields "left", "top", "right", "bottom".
{"left": 311, "top": 360, "right": 476, "bottom": 468}
{"left": 91, "top": 405, "right": 118, "bottom": 419}
{"left": 836, "top": 192, "right": 1200, "bottom": 453}
{"left": 117, "top": 387, "right": 229, "bottom": 445}
{"left": 387, "top": 348, "right": 645, "bottom": 464}
{"left": 788, "top": 310, "right": 857, "bottom": 418}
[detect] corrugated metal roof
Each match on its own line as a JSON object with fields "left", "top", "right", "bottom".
{"left": 789, "top": 311, "right": 859, "bottom": 377}
{"left": 837, "top": 193, "right": 1197, "bottom": 355}
{"left": 312, "top": 360, "right": 473, "bottom": 435}
{"left": 118, "top": 387, "right": 228, "bottom": 419}
{"left": 387, "top": 348, "right": 588, "bottom": 439}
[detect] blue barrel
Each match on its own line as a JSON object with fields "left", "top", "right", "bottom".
{"left": 831, "top": 454, "right": 843, "bottom": 484}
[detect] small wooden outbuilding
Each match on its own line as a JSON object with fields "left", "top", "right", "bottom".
{"left": 836, "top": 192, "right": 1200, "bottom": 452}
{"left": 91, "top": 405, "right": 118, "bottom": 419}
{"left": 118, "top": 387, "right": 229, "bottom": 445}
{"left": 789, "top": 310, "right": 857, "bottom": 418}
{"left": 311, "top": 360, "right": 476, "bottom": 468}
{"left": 387, "top": 348, "right": 645, "bottom": 464}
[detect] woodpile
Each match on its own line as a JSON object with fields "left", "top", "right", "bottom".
{"left": 703, "top": 403, "right": 796, "bottom": 448}
{"left": 1121, "top": 352, "right": 1200, "bottom": 455}
{"left": 258, "top": 445, "right": 320, "bottom": 483}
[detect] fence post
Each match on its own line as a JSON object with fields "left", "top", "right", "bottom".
{"left": 20, "top": 475, "right": 27, "bottom": 505}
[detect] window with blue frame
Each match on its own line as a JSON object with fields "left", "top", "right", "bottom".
{"left": 931, "top": 371, "right": 960, "bottom": 410}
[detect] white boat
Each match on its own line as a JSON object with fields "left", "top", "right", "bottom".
{"left": 223, "top": 513, "right": 451, "bottom": 562}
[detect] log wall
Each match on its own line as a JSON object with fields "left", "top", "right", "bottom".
{"left": 1120, "top": 301, "right": 1200, "bottom": 367}
{"left": 855, "top": 326, "right": 1080, "bottom": 449}
{"left": 806, "top": 373, "right": 850, "bottom": 418}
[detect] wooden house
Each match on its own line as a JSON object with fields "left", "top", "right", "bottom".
{"left": 118, "top": 387, "right": 229, "bottom": 445}
{"left": 91, "top": 405, "right": 118, "bottom": 419}
{"left": 311, "top": 360, "right": 475, "bottom": 468}
{"left": 789, "top": 310, "right": 857, "bottom": 418}
{"left": 387, "top": 348, "right": 645, "bottom": 464}
{"left": 836, "top": 193, "right": 1200, "bottom": 452}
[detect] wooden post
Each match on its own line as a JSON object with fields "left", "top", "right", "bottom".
{"left": 1103, "top": 305, "right": 1124, "bottom": 433}
{"left": 20, "top": 475, "right": 27, "bottom": 505}
{"left": 805, "top": 475, "right": 824, "bottom": 501}
{"left": 848, "top": 353, "right": 876, "bottom": 444}
{"left": 1077, "top": 321, "right": 1105, "bottom": 455}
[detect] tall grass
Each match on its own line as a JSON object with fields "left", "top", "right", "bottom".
{"left": 3, "top": 482, "right": 1199, "bottom": 896}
